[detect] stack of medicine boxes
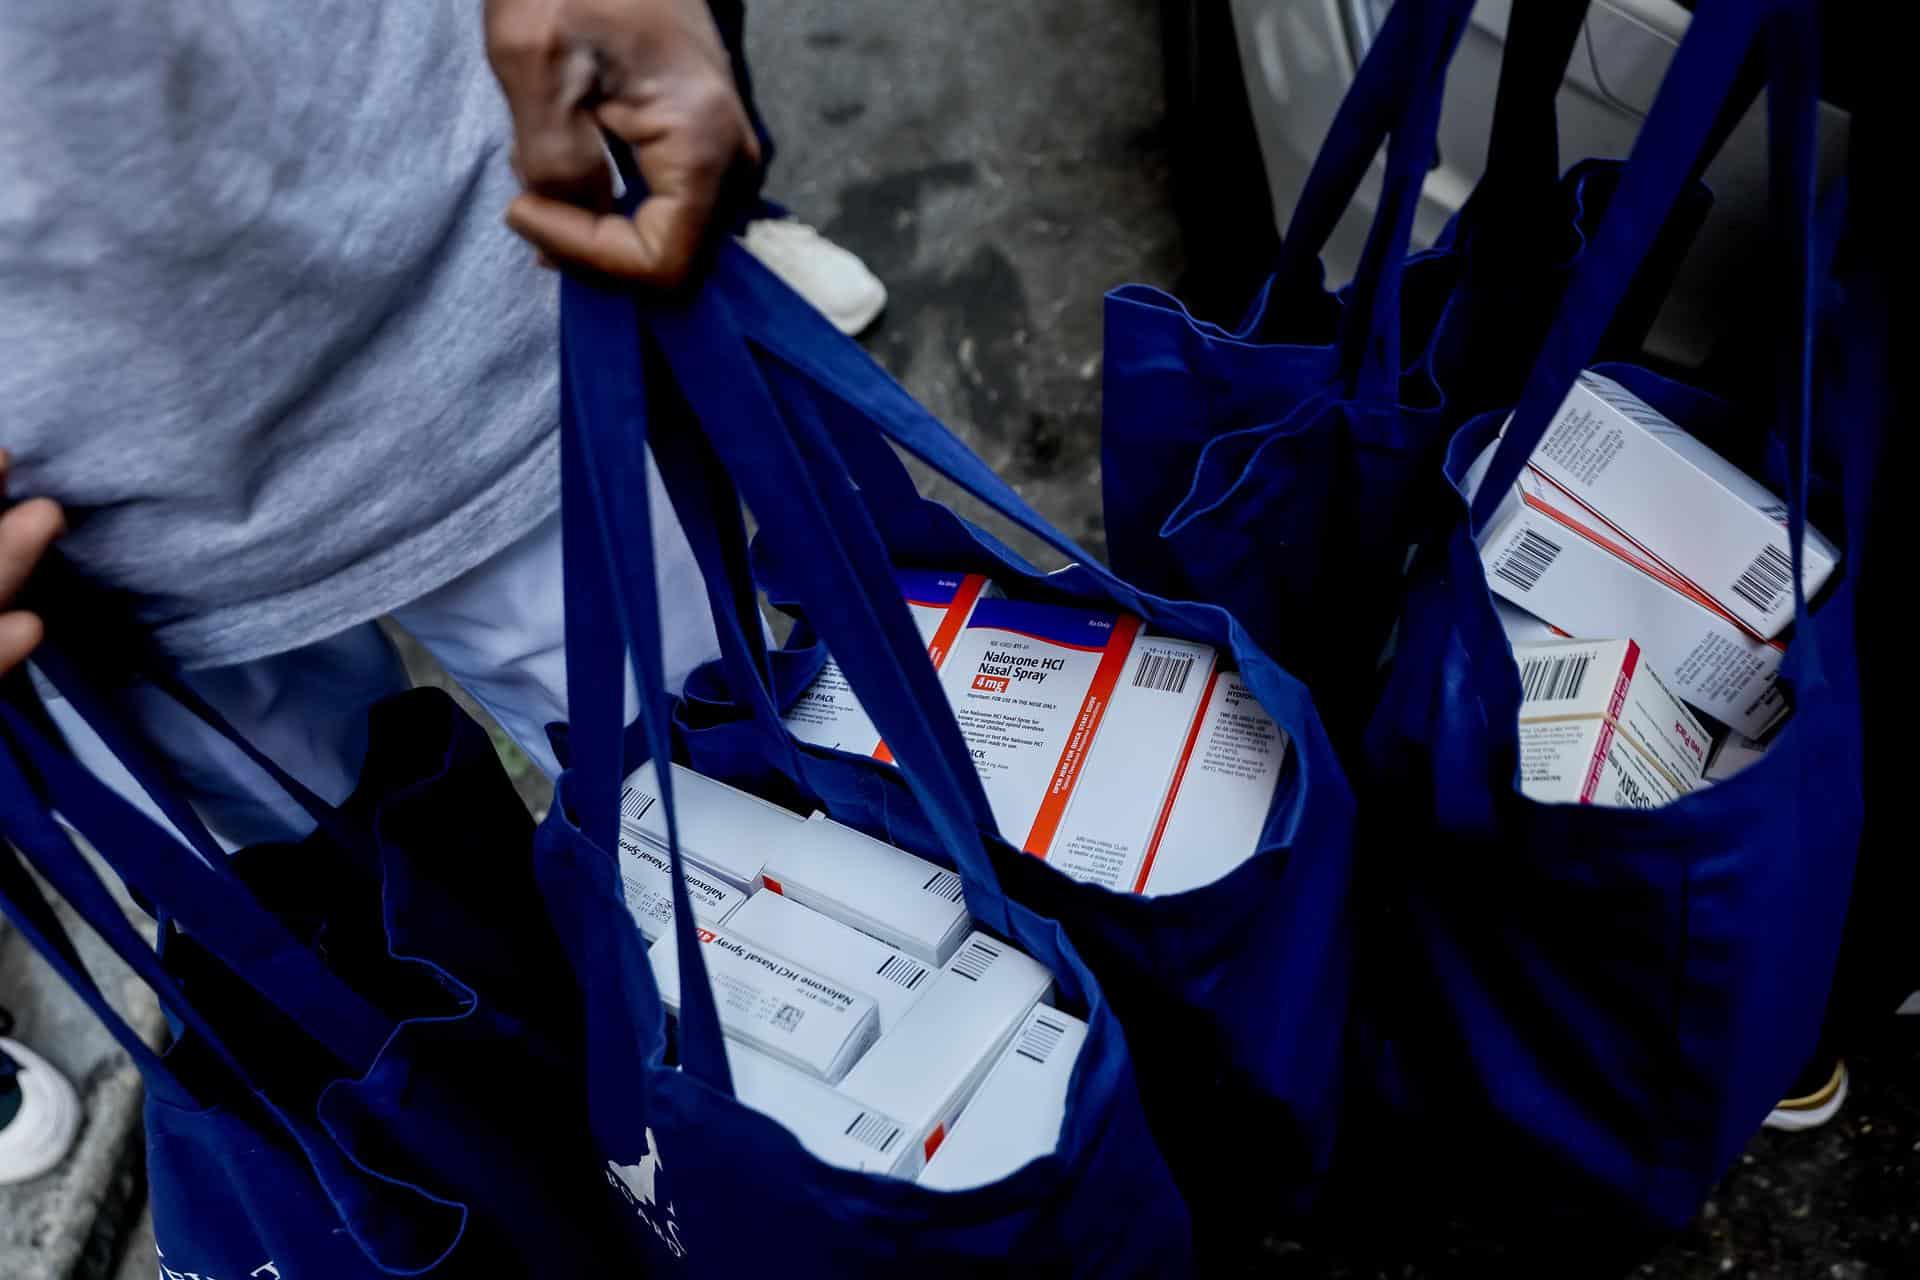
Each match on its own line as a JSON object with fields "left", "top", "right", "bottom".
{"left": 1475, "top": 371, "right": 1841, "bottom": 797}
{"left": 623, "top": 762, "right": 1082, "bottom": 1187}
{"left": 784, "top": 576, "right": 1292, "bottom": 898}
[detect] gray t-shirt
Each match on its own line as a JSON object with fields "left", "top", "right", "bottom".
{"left": 3, "top": 1, "right": 563, "bottom": 667}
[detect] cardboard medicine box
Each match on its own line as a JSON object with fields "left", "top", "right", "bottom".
{"left": 1512, "top": 638, "right": 1710, "bottom": 809}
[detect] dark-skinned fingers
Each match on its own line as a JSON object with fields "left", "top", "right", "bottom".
{"left": 507, "top": 193, "right": 700, "bottom": 285}
{"left": 0, "top": 611, "right": 44, "bottom": 677}
{"left": 0, "top": 498, "right": 66, "bottom": 608}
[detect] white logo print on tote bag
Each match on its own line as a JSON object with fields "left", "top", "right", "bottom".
{"left": 606, "top": 1128, "right": 688, "bottom": 1259}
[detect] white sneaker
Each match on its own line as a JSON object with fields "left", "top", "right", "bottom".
{"left": 739, "top": 217, "right": 887, "bottom": 336}
{"left": 0, "top": 1036, "right": 82, "bottom": 1185}
{"left": 1763, "top": 1058, "right": 1848, "bottom": 1133}
{"left": 1899, "top": 991, "right": 1919, "bottom": 1016}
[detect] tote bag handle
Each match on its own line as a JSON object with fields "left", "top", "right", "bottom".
{"left": 1263, "top": 0, "right": 1477, "bottom": 399}
{"left": 1474, "top": 0, "right": 1820, "bottom": 537}
{"left": 27, "top": 636, "right": 376, "bottom": 876}
{"left": 0, "top": 690, "right": 396, "bottom": 1073}
{"left": 1468, "top": 0, "right": 1823, "bottom": 642}
{"left": 0, "top": 715, "right": 472, "bottom": 1273}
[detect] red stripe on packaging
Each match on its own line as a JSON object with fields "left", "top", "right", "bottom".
{"left": 873, "top": 573, "right": 994, "bottom": 765}
{"left": 1023, "top": 615, "right": 1143, "bottom": 856}
{"left": 1131, "top": 668, "right": 1220, "bottom": 893}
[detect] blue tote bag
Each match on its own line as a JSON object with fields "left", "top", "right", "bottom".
{"left": 529, "top": 249, "right": 1194, "bottom": 1275}
{"left": 1100, "top": 0, "right": 1471, "bottom": 727}
{"left": 1358, "top": 0, "right": 1866, "bottom": 1235}
{"left": 0, "top": 669, "right": 623, "bottom": 1275}
{"left": 1100, "top": 1, "right": 1711, "bottom": 736}
{"left": 641, "top": 240, "right": 1355, "bottom": 1229}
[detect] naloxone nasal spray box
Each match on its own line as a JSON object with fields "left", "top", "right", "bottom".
{"left": 916, "top": 1005, "right": 1088, "bottom": 1190}
{"left": 1033, "top": 635, "right": 1217, "bottom": 892}
{"left": 782, "top": 570, "right": 995, "bottom": 756}
{"left": 647, "top": 927, "right": 880, "bottom": 1083}
{"left": 617, "top": 830, "right": 743, "bottom": 943}
{"left": 1470, "top": 442, "right": 1790, "bottom": 737}
{"left": 1512, "top": 638, "right": 1711, "bottom": 809}
{"left": 837, "top": 931, "right": 1054, "bottom": 1176}
{"left": 725, "top": 890, "right": 936, "bottom": 1034}
{"left": 936, "top": 598, "right": 1145, "bottom": 850}
{"left": 725, "top": 1039, "right": 914, "bottom": 1177}
{"left": 761, "top": 814, "right": 972, "bottom": 966}
{"left": 1137, "top": 671, "right": 1289, "bottom": 897}
{"left": 1506, "top": 371, "right": 1838, "bottom": 639}
{"left": 622, "top": 761, "right": 804, "bottom": 892}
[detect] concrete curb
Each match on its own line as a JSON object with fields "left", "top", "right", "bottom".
{"left": 1, "top": 858, "right": 164, "bottom": 1280}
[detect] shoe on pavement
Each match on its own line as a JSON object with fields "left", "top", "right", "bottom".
{"left": 1763, "top": 1057, "right": 1848, "bottom": 1133}
{"left": 739, "top": 217, "right": 887, "bottom": 336}
{"left": 0, "top": 1035, "right": 83, "bottom": 1185}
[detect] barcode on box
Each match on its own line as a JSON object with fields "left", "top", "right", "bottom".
{"left": 1495, "top": 529, "right": 1563, "bottom": 593}
{"left": 1518, "top": 652, "right": 1593, "bottom": 703}
{"left": 621, "top": 787, "right": 657, "bottom": 824}
{"left": 921, "top": 869, "right": 965, "bottom": 904}
{"left": 950, "top": 937, "right": 1001, "bottom": 982}
{"left": 1016, "top": 1013, "right": 1070, "bottom": 1064}
{"left": 844, "top": 1111, "right": 903, "bottom": 1155}
{"left": 1730, "top": 543, "right": 1792, "bottom": 615}
{"left": 1579, "top": 373, "right": 1672, "bottom": 432}
{"left": 1132, "top": 649, "right": 1196, "bottom": 694}
{"left": 875, "top": 953, "right": 931, "bottom": 991}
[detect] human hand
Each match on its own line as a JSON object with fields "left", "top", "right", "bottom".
{"left": 0, "top": 452, "right": 65, "bottom": 677}
{"left": 488, "top": 0, "right": 760, "bottom": 286}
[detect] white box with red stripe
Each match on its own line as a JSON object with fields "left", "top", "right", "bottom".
{"left": 1468, "top": 441, "right": 1791, "bottom": 738}
{"left": 1137, "top": 672, "right": 1288, "bottom": 897}
{"left": 1038, "top": 634, "right": 1217, "bottom": 892}
{"left": 1506, "top": 372, "right": 1837, "bottom": 640}
{"left": 917, "top": 1005, "right": 1089, "bottom": 1190}
{"left": 935, "top": 597, "right": 1145, "bottom": 853}
{"left": 1512, "top": 638, "right": 1710, "bottom": 809}
{"left": 783, "top": 570, "right": 996, "bottom": 756}
{"left": 616, "top": 828, "right": 744, "bottom": 943}
{"left": 724, "top": 1038, "right": 916, "bottom": 1177}
{"left": 725, "top": 889, "right": 936, "bottom": 1034}
{"left": 647, "top": 926, "right": 881, "bottom": 1083}
{"left": 837, "top": 930, "right": 1054, "bottom": 1178}
{"left": 761, "top": 814, "right": 972, "bottom": 967}
{"left": 621, "top": 760, "right": 805, "bottom": 892}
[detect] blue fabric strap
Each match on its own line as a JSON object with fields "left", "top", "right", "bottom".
{"left": 28, "top": 642, "right": 373, "bottom": 887}
{"left": 0, "top": 715, "right": 327, "bottom": 1108}
{"left": 1764, "top": 0, "right": 1820, "bottom": 633}
{"left": 1469, "top": 0, "right": 1803, "bottom": 534}
{"left": 559, "top": 276, "right": 734, "bottom": 1092}
{"left": 1332, "top": 0, "right": 1470, "bottom": 400}
{"left": 644, "top": 367, "right": 808, "bottom": 770}
{"left": 1270, "top": 0, "right": 1476, "bottom": 282}
{"left": 644, "top": 283, "right": 1018, "bottom": 936}
{"left": 1465, "top": 1, "right": 1592, "bottom": 231}
{"left": 700, "top": 256, "right": 1154, "bottom": 614}
{"left": 0, "top": 698, "right": 393, "bottom": 1072}
{"left": 1269, "top": 0, "right": 1477, "bottom": 397}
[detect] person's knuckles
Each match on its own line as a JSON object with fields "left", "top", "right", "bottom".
{"left": 0, "top": 612, "right": 46, "bottom": 673}
{"left": 0, "top": 498, "right": 66, "bottom": 552}
{"left": 484, "top": 0, "right": 566, "bottom": 73}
